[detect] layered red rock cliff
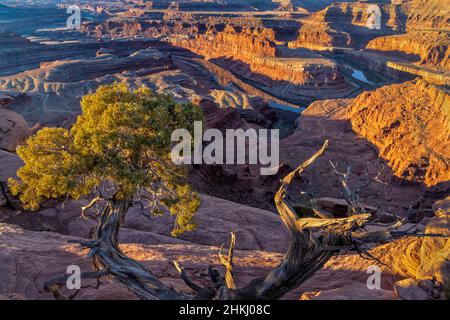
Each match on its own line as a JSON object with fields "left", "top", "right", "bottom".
{"left": 366, "top": 32, "right": 450, "bottom": 70}
{"left": 287, "top": 2, "right": 398, "bottom": 50}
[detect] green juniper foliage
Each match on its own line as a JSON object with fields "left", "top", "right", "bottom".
{"left": 9, "top": 83, "right": 204, "bottom": 236}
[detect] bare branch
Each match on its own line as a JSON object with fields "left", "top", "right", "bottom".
{"left": 309, "top": 198, "right": 335, "bottom": 219}
{"left": 233, "top": 140, "right": 334, "bottom": 300}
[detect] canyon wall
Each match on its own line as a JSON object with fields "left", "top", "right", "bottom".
{"left": 248, "top": 57, "right": 344, "bottom": 86}
{"left": 172, "top": 26, "right": 346, "bottom": 88}
{"left": 288, "top": 22, "right": 352, "bottom": 49}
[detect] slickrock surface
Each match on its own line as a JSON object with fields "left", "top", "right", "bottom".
{"left": 0, "top": 150, "right": 288, "bottom": 253}
{"left": 0, "top": 150, "right": 22, "bottom": 182}
{"left": 1, "top": 194, "right": 290, "bottom": 253}
{"left": 0, "top": 150, "right": 23, "bottom": 206}
{"left": 388, "top": 197, "right": 450, "bottom": 285}
{"left": 1, "top": 146, "right": 446, "bottom": 300}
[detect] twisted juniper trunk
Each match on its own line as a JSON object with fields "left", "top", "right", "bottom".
{"left": 89, "top": 197, "right": 187, "bottom": 300}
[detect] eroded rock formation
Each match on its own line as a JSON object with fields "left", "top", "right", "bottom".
{"left": 0, "top": 0, "right": 448, "bottom": 301}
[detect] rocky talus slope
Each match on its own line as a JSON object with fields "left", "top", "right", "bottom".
{"left": 348, "top": 79, "right": 450, "bottom": 187}
{"left": 0, "top": 108, "right": 30, "bottom": 153}
{"left": 402, "top": 0, "right": 450, "bottom": 31}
